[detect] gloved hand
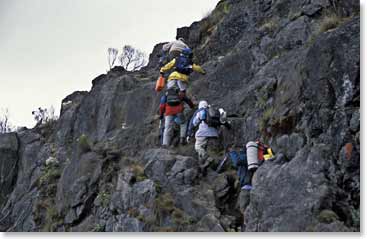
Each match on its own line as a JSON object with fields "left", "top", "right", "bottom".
{"left": 159, "top": 114, "right": 164, "bottom": 120}
{"left": 224, "top": 121, "right": 232, "bottom": 130}
{"left": 186, "top": 136, "right": 191, "bottom": 144}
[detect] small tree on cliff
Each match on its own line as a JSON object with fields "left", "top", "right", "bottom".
{"left": 32, "top": 106, "right": 58, "bottom": 126}
{"left": 107, "top": 48, "right": 119, "bottom": 70}
{"left": 0, "top": 108, "right": 13, "bottom": 133}
{"left": 118, "top": 45, "right": 147, "bottom": 71}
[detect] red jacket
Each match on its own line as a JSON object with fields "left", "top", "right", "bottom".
{"left": 159, "top": 94, "right": 194, "bottom": 117}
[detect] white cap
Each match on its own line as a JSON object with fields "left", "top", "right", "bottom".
{"left": 199, "top": 100, "right": 208, "bottom": 109}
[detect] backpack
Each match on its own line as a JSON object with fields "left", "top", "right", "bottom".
{"left": 205, "top": 106, "right": 221, "bottom": 128}
{"left": 175, "top": 48, "right": 193, "bottom": 75}
{"left": 166, "top": 88, "right": 181, "bottom": 106}
{"left": 159, "top": 50, "right": 169, "bottom": 67}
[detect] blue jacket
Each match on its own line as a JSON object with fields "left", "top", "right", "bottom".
{"left": 188, "top": 108, "right": 218, "bottom": 138}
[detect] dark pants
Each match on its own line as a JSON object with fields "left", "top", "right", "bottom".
{"left": 228, "top": 150, "right": 248, "bottom": 187}
{"left": 244, "top": 168, "right": 257, "bottom": 186}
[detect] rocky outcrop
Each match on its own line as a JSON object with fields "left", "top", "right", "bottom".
{"left": 0, "top": 0, "right": 359, "bottom": 232}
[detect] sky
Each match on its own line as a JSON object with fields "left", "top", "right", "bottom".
{"left": 0, "top": 0, "right": 219, "bottom": 128}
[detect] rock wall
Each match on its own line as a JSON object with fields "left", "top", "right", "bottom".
{"left": 0, "top": 0, "right": 359, "bottom": 232}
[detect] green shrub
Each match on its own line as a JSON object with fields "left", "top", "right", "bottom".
{"left": 96, "top": 191, "right": 111, "bottom": 208}
{"left": 43, "top": 205, "right": 62, "bottom": 232}
{"left": 155, "top": 193, "right": 175, "bottom": 215}
{"left": 131, "top": 164, "right": 147, "bottom": 182}
{"left": 318, "top": 209, "right": 339, "bottom": 224}
{"left": 39, "top": 164, "right": 61, "bottom": 188}
{"left": 92, "top": 224, "right": 105, "bottom": 232}
{"left": 78, "top": 134, "right": 91, "bottom": 153}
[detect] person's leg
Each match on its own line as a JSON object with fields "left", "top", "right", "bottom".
{"left": 162, "top": 115, "right": 174, "bottom": 146}
{"left": 243, "top": 167, "right": 257, "bottom": 190}
{"left": 238, "top": 166, "right": 247, "bottom": 188}
{"left": 195, "top": 137, "right": 208, "bottom": 164}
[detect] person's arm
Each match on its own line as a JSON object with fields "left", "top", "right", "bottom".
{"left": 182, "top": 95, "right": 195, "bottom": 109}
{"left": 193, "top": 110, "right": 205, "bottom": 127}
{"left": 193, "top": 64, "right": 206, "bottom": 75}
{"left": 160, "top": 59, "right": 176, "bottom": 74}
{"left": 222, "top": 121, "right": 232, "bottom": 130}
{"left": 187, "top": 110, "right": 200, "bottom": 137}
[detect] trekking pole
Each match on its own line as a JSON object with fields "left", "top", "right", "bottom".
{"left": 216, "top": 154, "right": 228, "bottom": 173}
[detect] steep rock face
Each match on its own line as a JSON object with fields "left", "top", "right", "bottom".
{"left": 0, "top": 133, "right": 19, "bottom": 208}
{"left": 0, "top": 0, "right": 359, "bottom": 232}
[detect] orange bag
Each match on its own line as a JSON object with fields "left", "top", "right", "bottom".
{"left": 155, "top": 75, "right": 165, "bottom": 92}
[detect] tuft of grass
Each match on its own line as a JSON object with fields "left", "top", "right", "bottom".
{"left": 259, "top": 19, "right": 278, "bottom": 33}
{"left": 92, "top": 224, "right": 105, "bottom": 232}
{"left": 258, "top": 107, "right": 275, "bottom": 132}
{"left": 131, "top": 163, "right": 147, "bottom": 182}
{"left": 127, "top": 208, "right": 140, "bottom": 218}
{"left": 319, "top": 14, "right": 343, "bottom": 33}
{"left": 42, "top": 205, "right": 63, "bottom": 232}
{"left": 155, "top": 193, "right": 175, "bottom": 215}
{"left": 318, "top": 210, "right": 339, "bottom": 224}
{"left": 96, "top": 191, "right": 111, "bottom": 208}
{"left": 39, "top": 164, "right": 61, "bottom": 194}
{"left": 78, "top": 134, "right": 91, "bottom": 154}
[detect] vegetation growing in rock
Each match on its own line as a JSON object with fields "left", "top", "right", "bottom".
{"left": 151, "top": 193, "right": 193, "bottom": 232}
{"left": 78, "top": 134, "right": 91, "bottom": 154}
{"left": 96, "top": 191, "right": 111, "bottom": 208}
{"left": 318, "top": 210, "right": 339, "bottom": 224}
{"left": 319, "top": 14, "right": 344, "bottom": 33}
{"left": 130, "top": 163, "right": 147, "bottom": 183}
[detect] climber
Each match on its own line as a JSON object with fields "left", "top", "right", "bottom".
{"left": 225, "top": 145, "right": 248, "bottom": 190}
{"left": 160, "top": 47, "right": 206, "bottom": 95}
{"left": 242, "top": 140, "right": 274, "bottom": 190}
{"left": 162, "top": 37, "right": 189, "bottom": 61}
{"left": 159, "top": 86, "right": 195, "bottom": 147}
{"left": 187, "top": 100, "right": 230, "bottom": 172}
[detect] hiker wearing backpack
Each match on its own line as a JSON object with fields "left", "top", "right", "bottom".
{"left": 242, "top": 140, "right": 274, "bottom": 190}
{"left": 162, "top": 37, "right": 189, "bottom": 61}
{"left": 159, "top": 86, "right": 195, "bottom": 146}
{"left": 187, "top": 100, "right": 230, "bottom": 171}
{"left": 160, "top": 48, "right": 206, "bottom": 94}
{"left": 225, "top": 145, "right": 248, "bottom": 190}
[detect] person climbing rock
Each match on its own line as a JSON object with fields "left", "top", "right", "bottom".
{"left": 226, "top": 145, "right": 248, "bottom": 190}
{"left": 242, "top": 140, "right": 274, "bottom": 190}
{"left": 162, "top": 37, "right": 189, "bottom": 61}
{"left": 187, "top": 100, "right": 230, "bottom": 173}
{"left": 159, "top": 86, "right": 195, "bottom": 147}
{"left": 159, "top": 47, "right": 206, "bottom": 95}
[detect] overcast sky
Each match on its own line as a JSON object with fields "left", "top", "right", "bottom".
{"left": 0, "top": 0, "right": 218, "bottom": 128}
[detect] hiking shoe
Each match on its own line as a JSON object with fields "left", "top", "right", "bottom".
{"left": 241, "top": 185, "right": 253, "bottom": 191}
